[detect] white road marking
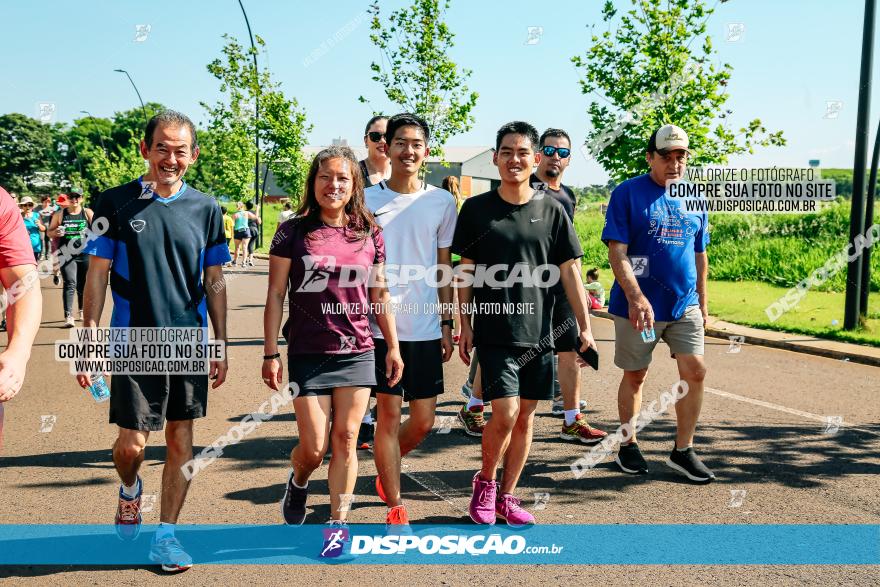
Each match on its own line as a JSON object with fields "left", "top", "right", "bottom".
{"left": 404, "top": 470, "right": 470, "bottom": 515}
{"left": 705, "top": 387, "right": 880, "bottom": 438}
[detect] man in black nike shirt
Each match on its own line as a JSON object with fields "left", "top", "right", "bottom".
{"left": 530, "top": 128, "right": 607, "bottom": 445}
{"left": 453, "top": 121, "right": 597, "bottom": 526}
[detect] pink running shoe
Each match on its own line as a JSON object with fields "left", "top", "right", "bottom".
{"left": 495, "top": 493, "right": 535, "bottom": 527}
{"left": 468, "top": 472, "right": 497, "bottom": 525}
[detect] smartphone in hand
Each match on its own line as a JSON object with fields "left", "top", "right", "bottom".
{"left": 577, "top": 345, "right": 599, "bottom": 371}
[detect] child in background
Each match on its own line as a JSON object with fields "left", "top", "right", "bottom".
{"left": 585, "top": 267, "right": 605, "bottom": 310}
{"left": 223, "top": 207, "right": 234, "bottom": 267}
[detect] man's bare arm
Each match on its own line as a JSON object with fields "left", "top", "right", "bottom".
{"left": 0, "top": 265, "right": 42, "bottom": 401}
{"left": 608, "top": 240, "right": 654, "bottom": 331}
{"left": 696, "top": 251, "right": 709, "bottom": 326}
{"left": 204, "top": 265, "right": 228, "bottom": 389}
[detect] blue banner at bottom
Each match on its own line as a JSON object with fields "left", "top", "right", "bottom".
{"left": 0, "top": 524, "right": 877, "bottom": 565}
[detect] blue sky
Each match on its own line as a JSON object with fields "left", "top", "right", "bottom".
{"left": 0, "top": 0, "right": 877, "bottom": 186}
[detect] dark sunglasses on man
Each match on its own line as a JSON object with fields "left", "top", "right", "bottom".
{"left": 367, "top": 131, "right": 386, "bottom": 143}
{"left": 541, "top": 145, "right": 571, "bottom": 159}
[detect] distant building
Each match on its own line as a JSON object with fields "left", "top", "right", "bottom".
{"left": 262, "top": 144, "right": 499, "bottom": 203}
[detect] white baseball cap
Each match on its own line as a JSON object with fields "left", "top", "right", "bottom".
{"left": 648, "top": 124, "right": 690, "bottom": 154}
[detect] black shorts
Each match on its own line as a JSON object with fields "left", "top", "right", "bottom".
{"left": 479, "top": 344, "right": 554, "bottom": 402}
{"left": 551, "top": 290, "right": 579, "bottom": 352}
{"left": 233, "top": 229, "right": 250, "bottom": 240}
{"left": 109, "top": 374, "right": 208, "bottom": 431}
{"left": 289, "top": 350, "right": 376, "bottom": 396}
{"left": 372, "top": 338, "right": 443, "bottom": 401}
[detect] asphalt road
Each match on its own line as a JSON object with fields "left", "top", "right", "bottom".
{"left": 1, "top": 260, "right": 877, "bottom": 585}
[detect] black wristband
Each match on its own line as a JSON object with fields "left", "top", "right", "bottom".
{"left": 263, "top": 353, "right": 281, "bottom": 360}
{"left": 440, "top": 319, "right": 454, "bottom": 328}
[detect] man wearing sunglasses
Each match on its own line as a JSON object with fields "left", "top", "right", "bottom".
{"left": 529, "top": 129, "right": 608, "bottom": 446}
{"left": 360, "top": 115, "right": 392, "bottom": 189}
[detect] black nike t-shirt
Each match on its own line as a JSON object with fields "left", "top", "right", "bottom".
{"left": 530, "top": 173, "right": 577, "bottom": 222}
{"left": 451, "top": 189, "right": 583, "bottom": 348}
{"left": 87, "top": 179, "right": 231, "bottom": 327}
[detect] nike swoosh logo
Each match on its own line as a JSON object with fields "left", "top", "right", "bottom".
{"left": 374, "top": 211, "right": 390, "bottom": 217}
{"left": 530, "top": 218, "right": 541, "bottom": 223}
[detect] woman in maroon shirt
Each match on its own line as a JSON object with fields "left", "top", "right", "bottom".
{"left": 263, "top": 146, "right": 403, "bottom": 528}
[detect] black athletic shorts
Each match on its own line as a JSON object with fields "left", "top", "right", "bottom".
{"left": 551, "top": 290, "right": 579, "bottom": 352}
{"left": 110, "top": 374, "right": 209, "bottom": 431}
{"left": 479, "top": 344, "right": 555, "bottom": 402}
{"left": 372, "top": 338, "right": 443, "bottom": 401}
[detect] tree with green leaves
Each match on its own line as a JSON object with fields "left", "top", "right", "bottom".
{"left": 572, "top": 0, "right": 785, "bottom": 183}
{"left": 201, "top": 34, "right": 311, "bottom": 203}
{"left": 0, "top": 113, "right": 59, "bottom": 194}
{"left": 361, "top": 0, "right": 478, "bottom": 160}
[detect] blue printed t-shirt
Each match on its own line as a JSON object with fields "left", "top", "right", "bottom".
{"left": 86, "top": 178, "right": 231, "bottom": 327}
{"left": 601, "top": 173, "right": 709, "bottom": 322}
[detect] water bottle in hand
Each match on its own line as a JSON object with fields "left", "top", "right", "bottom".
{"left": 87, "top": 376, "right": 111, "bottom": 403}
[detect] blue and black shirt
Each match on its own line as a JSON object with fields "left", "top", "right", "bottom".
{"left": 86, "top": 178, "right": 231, "bottom": 328}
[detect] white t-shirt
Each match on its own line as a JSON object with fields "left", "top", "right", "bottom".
{"left": 365, "top": 180, "right": 457, "bottom": 341}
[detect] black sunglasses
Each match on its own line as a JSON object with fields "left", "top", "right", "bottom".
{"left": 367, "top": 131, "right": 386, "bottom": 143}
{"left": 541, "top": 146, "right": 571, "bottom": 159}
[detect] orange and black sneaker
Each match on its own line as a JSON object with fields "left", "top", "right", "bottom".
{"left": 560, "top": 413, "right": 607, "bottom": 445}
{"left": 114, "top": 476, "right": 143, "bottom": 541}
{"left": 385, "top": 504, "right": 412, "bottom": 536}
{"left": 458, "top": 404, "right": 487, "bottom": 437}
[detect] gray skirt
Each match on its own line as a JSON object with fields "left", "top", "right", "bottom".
{"left": 288, "top": 350, "right": 376, "bottom": 395}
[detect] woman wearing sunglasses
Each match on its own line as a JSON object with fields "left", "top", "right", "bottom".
{"left": 263, "top": 145, "right": 403, "bottom": 528}
{"left": 360, "top": 115, "right": 392, "bottom": 188}
{"left": 18, "top": 197, "right": 45, "bottom": 262}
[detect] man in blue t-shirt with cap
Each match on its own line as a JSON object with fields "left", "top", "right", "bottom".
{"left": 601, "top": 124, "right": 714, "bottom": 484}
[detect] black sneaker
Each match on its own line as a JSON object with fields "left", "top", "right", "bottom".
{"left": 357, "top": 422, "right": 374, "bottom": 450}
{"left": 666, "top": 447, "right": 715, "bottom": 483}
{"left": 615, "top": 442, "right": 649, "bottom": 475}
{"left": 281, "top": 472, "right": 308, "bottom": 525}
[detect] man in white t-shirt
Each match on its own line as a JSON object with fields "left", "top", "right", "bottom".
{"left": 366, "top": 113, "right": 457, "bottom": 527}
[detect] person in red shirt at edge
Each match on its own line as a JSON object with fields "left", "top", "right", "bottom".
{"left": 0, "top": 186, "right": 43, "bottom": 452}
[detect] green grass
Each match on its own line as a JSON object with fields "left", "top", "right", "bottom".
{"left": 571, "top": 205, "right": 880, "bottom": 346}
{"left": 708, "top": 280, "right": 880, "bottom": 346}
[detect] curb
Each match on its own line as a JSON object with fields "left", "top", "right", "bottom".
{"left": 590, "top": 310, "right": 880, "bottom": 368}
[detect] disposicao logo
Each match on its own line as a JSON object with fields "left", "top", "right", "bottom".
{"left": 350, "top": 534, "right": 526, "bottom": 555}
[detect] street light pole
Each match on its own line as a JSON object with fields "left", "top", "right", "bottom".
{"left": 236, "top": 0, "right": 263, "bottom": 247}
{"left": 79, "top": 110, "right": 107, "bottom": 153}
{"left": 113, "top": 69, "right": 148, "bottom": 127}
{"left": 844, "top": 0, "right": 877, "bottom": 330}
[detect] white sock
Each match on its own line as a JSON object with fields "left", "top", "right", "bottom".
{"left": 362, "top": 413, "right": 374, "bottom": 425}
{"left": 121, "top": 477, "right": 140, "bottom": 499}
{"left": 466, "top": 396, "right": 483, "bottom": 410}
{"left": 676, "top": 444, "right": 693, "bottom": 452}
{"left": 564, "top": 409, "right": 580, "bottom": 426}
{"left": 155, "top": 522, "right": 175, "bottom": 542}
{"left": 289, "top": 469, "right": 307, "bottom": 489}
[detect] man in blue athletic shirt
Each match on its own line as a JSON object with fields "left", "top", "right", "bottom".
{"left": 78, "top": 110, "right": 230, "bottom": 572}
{"left": 602, "top": 124, "right": 714, "bottom": 484}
